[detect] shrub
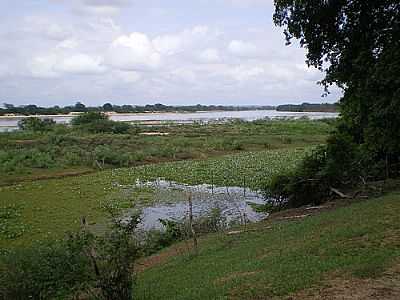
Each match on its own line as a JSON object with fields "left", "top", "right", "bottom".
{"left": 111, "top": 122, "right": 131, "bottom": 134}
{"left": 18, "top": 117, "right": 56, "bottom": 132}
{"left": 267, "top": 147, "right": 331, "bottom": 208}
{"left": 71, "top": 111, "right": 108, "bottom": 126}
{"left": 0, "top": 219, "right": 139, "bottom": 300}
{"left": 94, "top": 145, "right": 130, "bottom": 167}
{"left": 71, "top": 112, "right": 131, "bottom": 134}
{"left": 142, "top": 219, "right": 187, "bottom": 255}
{"left": 267, "top": 131, "right": 363, "bottom": 208}
{"left": 0, "top": 237, "right": 91, "bottom": 299}
{"left": 0, "top": 149, "right": 55, "bottom": 172}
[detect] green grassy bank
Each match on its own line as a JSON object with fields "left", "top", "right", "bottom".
{"left": 136, "top": 191, "right": 400, "bottom": 299}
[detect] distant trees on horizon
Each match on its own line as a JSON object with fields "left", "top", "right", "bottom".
{"left": 0, "top": 101, "right": 337, "bottom": 116}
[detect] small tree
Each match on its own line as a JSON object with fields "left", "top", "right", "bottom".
{"left": 74, "top": 102, "right": 86, "bottom": 112}
{"left": 18, "top": 117, "right": 56, "bottom": 132}
{"left": 72, "top": 112, "right": 131, "bottom": 134}
{"left": 71, "top": 111, "right": 108, "bottom": 126}
{"left": 103, "top": 103, "right": 113, "bottom": 111}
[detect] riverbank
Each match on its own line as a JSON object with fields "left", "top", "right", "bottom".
{"left": 0, "top": 147, "right": 309, "bottom": 249}
{"left": 0, "top": 119, "right": 332, "bottom": 186}
{"left": 0, "top": 110, "right": 339, "bottom": 131}
{"left": 135, "top": 186, "right": 400, "bottom": 299}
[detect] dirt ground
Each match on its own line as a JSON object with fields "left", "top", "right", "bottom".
{"left": 285, "top": 263, "right": 400, "bottom": 300}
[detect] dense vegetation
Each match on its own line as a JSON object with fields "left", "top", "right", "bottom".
{"left": 0, "top": 215, "right": 139, "bottom": 300}
{"left": 276, "top": 102, "right": 338, "bottom": 112}
{"left": 272, "top": 0, "right": 400, "bottom": 207}
{"left": 0, "top": 148, "right": 308, "bottom": 249}
{"left": 0, "top": 115, "right": 332, "bottom": 185}
{"left": 0, "top": 102, "right": 275, "bottom": 116}
{"left": 0, "top": 101, "right": 340, "bottom": 115}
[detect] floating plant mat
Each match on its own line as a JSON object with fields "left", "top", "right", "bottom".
{"left": 122, "top": 179, "right": 270, "bottom": 231}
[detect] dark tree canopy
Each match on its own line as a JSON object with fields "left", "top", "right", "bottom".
{"left": 274, "top": 0, "right": 400, "bottom": 178}
{"left": 103, "top": 103, "right": 113, "bottom": 111}
{"left": 74, "top": 102, "right": 86, "bottom": 112}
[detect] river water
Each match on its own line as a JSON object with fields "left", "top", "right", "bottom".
{"left": 118, "top": 179, "right": 269, "bottom": 231}
{"left": 0, "top": 110, "right": 338, "bottom": 132}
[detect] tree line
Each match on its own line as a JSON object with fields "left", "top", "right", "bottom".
{"left": 276, "top": 102, "right": 338, "bottom": 112}
{"left": 0, "top": 102, "right": 276, "bottom": 116}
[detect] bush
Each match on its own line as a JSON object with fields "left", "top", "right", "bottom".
{"left": 267, "top": 130, "right": 363, "bottom": 208}
{"left": 111, "top": 122, "right": 131, "bottom": 134}
{"left": 71, "top": 111, "right": 108, "bottom": 126}
{"left": 94, "top": 145, "right": 131, "bottom": 167}
{"left": 0, "top": 149, "right": 55, "bottom": 172}
{"left": 267, "top": 146, "right": 331, "bottom": 208}
{"left": 0, "top": 237, "right": 91, "bottom": 299}
{"left": 18, "top": 117, "right": 56, "bottom": 132}
{"left": 0, "top": 220, "right": 139, "bottom": 300}
{"left": 72, "top": 112, "right": 131, "bottom": 134}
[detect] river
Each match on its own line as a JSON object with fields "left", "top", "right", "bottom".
{"left": 0, "top": 110, "right": 338, "bottom": 132}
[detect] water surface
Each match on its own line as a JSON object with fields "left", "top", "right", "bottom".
{"left": 0, "top": 110, "right": 338, "bottom": 131}
{"left": 126, "top": 180, "right": 269, "bottom": 231}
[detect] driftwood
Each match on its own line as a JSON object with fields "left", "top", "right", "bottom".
{"left": 330, "top": 187, "right": 352, "bottom": 199}
{"left": 227, "top": 230, "right": 243, "bottom": 235}
{"left": 226, "top": 226, "right": 273, "bottom": 235}
{"left": 305, "top": 205, "right": 328, "bottom": 210}
{"left": 279, "top": 214, "right": 310, "bottom": 220}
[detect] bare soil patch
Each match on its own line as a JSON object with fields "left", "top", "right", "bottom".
{"left": 285, "top": 263, "right": 400, "bottom": 300}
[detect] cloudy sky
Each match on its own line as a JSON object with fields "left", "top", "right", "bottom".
{"left": 0, "top": 0, "right": 341, "bottom": 107}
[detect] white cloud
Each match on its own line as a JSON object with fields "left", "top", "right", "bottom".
{"left": 107, "top": 32, "right": 161, "bottom": 71}
{"left": 198, "top": 48, "right": 220, "bottom": 63}
{"left": 229, "top": 65, "right": 265, "bottom": 81}
{"left": 56, "top": 39, "right": 79, "bottom": 50}
{"left": 169, "top": 68, "right": 197, "bottom": 84}
{"left": 29, "top": 55, "right": 60, "bottom": 79}
{"left": 23, "top": 16, "right": 71, "bottom": 41}
{"left": 55, "top": 54, "right": 106, "bottom": 74}
{"left": 0, "top": 64, "right": 11, "bottom": 79}
{"left": 74, "top": 0, "right": 132, "bottom": 16}
{"left": 153, "top": 25, "right": 212, "bottom": 57}
{"left": 228, "top": 40, "right": 259, "bottom": 57}
{"left": 81, "top": 0, "right": 130, "bottom": 7}
{"left": 153, "top": 35, "right": 182, "bottom": 56}
{"left": 29, "top": 53, "right": 105, "bottom": 78}
{"left": 224, "top": 0, "right": 272, "bottom": 7}
{"left": 1, "top": 2, "right": 341, "bottom": 106}
{"left": 116, "top": 70, "right": 141, "bottom": 83}
{"left": 191, "top": 25, "right": 209, "bottom": 36}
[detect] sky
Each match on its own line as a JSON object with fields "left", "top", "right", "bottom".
{"left": 0, "top": 0, "right": 342, "bottom": 107}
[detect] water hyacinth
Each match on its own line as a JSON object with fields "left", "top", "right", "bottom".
{"left": 112, "top": 148, "right": 309, "bottom": 191}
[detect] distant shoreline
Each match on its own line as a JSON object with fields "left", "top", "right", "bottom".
{"left": 0, "top": 110, "right": 253, "bottom": 119}
{"left": 0, "top": 109, "right": 339, "bottom": 119}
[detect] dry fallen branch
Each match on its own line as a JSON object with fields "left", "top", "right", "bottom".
{"left": 279, "top": 214, "right": 310, "bottom": 220}
{"left": 226, "top": 226, "right": 273, "bottom": 235}
{"left": 330, "top": 187, "right": 352, "bottom": 199}
{"left": 305, "top": 206, "right": 328, "bottom": 210}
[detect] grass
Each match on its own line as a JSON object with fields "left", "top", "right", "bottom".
{"left": 0, "top": 147, "right": 308, "bottom": 249}
{"left": 0, "top": 119, "right": 332, "bottom": 185}
{"left": 115, "top": 147, "right": 307, "bottom": 189}
{"left": 135, "top": 191, "right": 400, "bottom": 299}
